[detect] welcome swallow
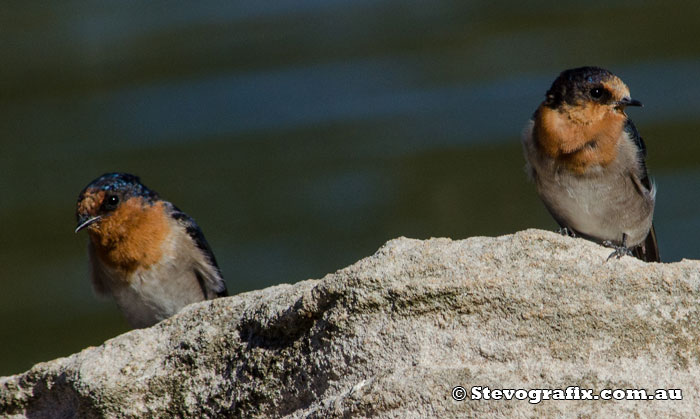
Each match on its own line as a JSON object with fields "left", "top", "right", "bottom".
{"left": 522, "top": 67, "right": 659, "bottom": 262}
{"left": 75, "top": 173, "right": 228, "bottom": 328}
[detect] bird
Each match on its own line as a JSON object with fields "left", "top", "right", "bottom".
{"left": 522, "top": 66, "right": 659, "bottom": 262}
{"left": 75, "top": 172, "right": 228, "bottom": 328}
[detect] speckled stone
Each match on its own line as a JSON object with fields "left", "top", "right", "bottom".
{"left": 2, "top": 230, "right": 699, "bottom": 417}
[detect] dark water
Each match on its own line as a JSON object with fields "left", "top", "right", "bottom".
{"left": 2, "top": 1, "right": 700, "bottom": 376}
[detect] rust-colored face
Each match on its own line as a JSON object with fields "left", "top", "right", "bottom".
{"left": 75, "top": 173, "right": 159, "bottom": 232}
{"left": 75, "top": 173, "right": 167, "bottom": 273}
{"left": 76, "top": 189, "right": 107, "bottom": 232}
{"left": 534, "top": 67, "right": 642, "bottom": 174}
{"left": 601, "top": 77, "right": 633, "bottom": 106}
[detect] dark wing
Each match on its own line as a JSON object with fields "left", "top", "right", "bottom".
{"left": 625, "top": 119, "right": 660, "bottom": 262}
{"left": 624, "top": 119, "right": 651, "bottom": 189}
{"left": 169, "top": 204, "right": 228, "bottom": 298}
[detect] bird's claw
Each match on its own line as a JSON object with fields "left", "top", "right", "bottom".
{"left": 603, "top": 240, "right": 634, "bottom": 261}
{"left": 558, "top": 227, "right": 576, "bottom": 237}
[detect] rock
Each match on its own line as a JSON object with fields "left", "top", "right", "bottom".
{"left": 2, "top": 229, "right": 700, "bottom": 417}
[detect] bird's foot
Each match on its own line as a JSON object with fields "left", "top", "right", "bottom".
{"left": 558, "top": 227, "right": 576, "bottom": 237}
{"left": 603, "top": 234, "right": 634, "bottom": 261}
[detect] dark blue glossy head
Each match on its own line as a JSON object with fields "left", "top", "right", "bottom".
{"left": 543, "top": 67, "right": 641, "bottom": 109}
{"left": 80, "top": 173, "right": 156, "bottom": 199}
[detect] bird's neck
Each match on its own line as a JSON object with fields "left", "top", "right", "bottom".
{"left": 534, "top": 104, "right": 626, "bottom": 174}
{"left": 89, "top": 200, "right": 169, "bottom": 273}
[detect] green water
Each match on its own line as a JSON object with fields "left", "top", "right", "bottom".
{"left": 2, "top": 1, "right": 700, "bottom": 376}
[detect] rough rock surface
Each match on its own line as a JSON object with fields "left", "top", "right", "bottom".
{"left": 2, "top": 229, "right": 700, "bottom": 418}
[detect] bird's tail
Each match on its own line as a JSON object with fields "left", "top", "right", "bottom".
{"left": 634, "top": 224, "right": 660, "bottom": 262}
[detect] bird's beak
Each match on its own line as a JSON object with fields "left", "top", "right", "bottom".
{"left": 75, "top": 215, "right": 102, "bottom": 233}
{"left": 617, "top": 97, "right": 643, "bottom": 107}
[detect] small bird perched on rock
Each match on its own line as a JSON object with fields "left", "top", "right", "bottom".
{"left": 75, "top": 172, "right": 228, "bottom": 328}
{"left": 522, "top": 66, "right": 659, "bottom": 262}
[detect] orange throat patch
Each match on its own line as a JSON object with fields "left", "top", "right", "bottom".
{"left": 88, "top": 199, "right": 169, "bottom": 274}
{"left": 534, "top": 104, "right": 626, "bottom": 174}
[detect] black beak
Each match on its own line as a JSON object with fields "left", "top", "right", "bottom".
{"left": 618, "top": 97, "right": 643, "bottom": 107}
{"left": 75, "top": 215, "right": 101, "bottom": 233}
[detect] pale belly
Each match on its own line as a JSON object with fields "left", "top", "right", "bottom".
{"left": 536, "top": 168, "right": 654, "bottom": 246}
{"left": 112, "top": 265, "right": 205, "bottom": 328}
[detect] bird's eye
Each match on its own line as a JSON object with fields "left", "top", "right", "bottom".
{"left": 104, "top": 195, "right": 119, "bottom": 210}
{"left": 590, "top": 88, "right": 604, "bottom": 99}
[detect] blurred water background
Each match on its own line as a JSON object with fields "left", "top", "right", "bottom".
{"left": 2, "top": 0, "right": 700, "bottom": 375}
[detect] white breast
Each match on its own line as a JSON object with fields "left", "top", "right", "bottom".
{"left": 90, "top": 223, "right": 209, "bottom": 328}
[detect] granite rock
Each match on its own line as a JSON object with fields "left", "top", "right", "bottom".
{"left": 2, "top": 229, "right": 699, "bottom": 417}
